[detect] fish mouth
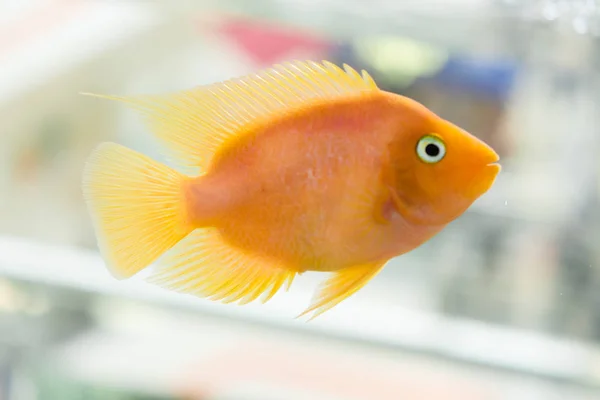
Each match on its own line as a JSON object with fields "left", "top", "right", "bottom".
{"left": 467, "top": 159, "right": 501, "bottom": 198}
{"left": 474, "top": 162, "right": 501, "bottom": 194}
{"left": 484, "top": 150, "right": 500, "bottom": 166}
{"left": 480, "top": 141, "right": 500, "bottom": 166}
{"left": 486, "top": 160, "right": 501, "bottom": 173}
{"left": 483, "top": 148, "right": 501, "bottom": 175}
{"left": 467, "top": 140, "right": 500, "bottom": 196}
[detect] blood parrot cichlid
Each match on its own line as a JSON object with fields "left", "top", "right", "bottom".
{"left": 82, "top": 60, "right": 500, "bottom": 319}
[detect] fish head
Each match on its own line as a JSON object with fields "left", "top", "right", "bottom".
{"left": 386, "top": 98, "right": 500, "bottom": 226}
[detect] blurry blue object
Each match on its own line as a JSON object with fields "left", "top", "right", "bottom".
{"left": 329, "top": 42, "right": 371, "bottom": 75}
{"left": 427, "top": 55, "right": 519, "bottom": 101}
{"left": 331, "top": 38, "right": 518, "bottom": 102}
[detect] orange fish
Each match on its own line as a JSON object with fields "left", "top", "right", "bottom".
{"left": 82, "top": 60, "right": 500, "bottom": 320}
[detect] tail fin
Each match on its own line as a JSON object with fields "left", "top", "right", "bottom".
{"left": 82, "top": 142, "right": 194, "bottom": 279}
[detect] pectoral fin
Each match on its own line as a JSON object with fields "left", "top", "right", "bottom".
{"left": 298, "top": 260, "right": 387, "bottom": 320}
{"left": 379, "top": 148, "right": 413, "bottom": 221}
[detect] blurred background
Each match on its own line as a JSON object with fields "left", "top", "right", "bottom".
{"left": 1, "top": 0, "right": 600, "bottom": 399}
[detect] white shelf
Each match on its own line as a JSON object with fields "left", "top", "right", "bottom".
{"left": 0, "top": 235, "right": 599, "bottom": 389}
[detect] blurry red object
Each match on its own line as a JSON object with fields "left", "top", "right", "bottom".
{"left": 173, "top": 340, "right": 498, "bottom": 400}
{"left": 0, "top": 0, "right": 84, "bottom": 60}
{"left": 210, "top": 17, "right": 333, "bottom": 67}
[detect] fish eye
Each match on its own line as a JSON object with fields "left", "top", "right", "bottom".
{"left": 416, "top": 135, "right": 446, "bottom": 164}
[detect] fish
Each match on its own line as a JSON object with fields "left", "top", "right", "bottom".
{"left": 81, "top": 60, "right": 500, "bottom": 320}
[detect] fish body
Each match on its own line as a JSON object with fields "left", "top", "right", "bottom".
{"left": 192, "top": 93, "right": 438, "bottom": 272}
{"left": 82, "top": 60, "right": 500, "bottom": 319}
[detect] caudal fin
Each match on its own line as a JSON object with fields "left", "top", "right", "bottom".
{"left": 82, "top": 142, "right": 194, "bottom": 279}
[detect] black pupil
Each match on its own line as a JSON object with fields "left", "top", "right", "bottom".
{"left": 425, "top": 143, "right": 440, "bottom": 157}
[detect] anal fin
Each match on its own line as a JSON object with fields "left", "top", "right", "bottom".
{"left": 147, "top": 228, "right": 296, "bottom": 305}
{"left": 298, "top": 260, "right": 387, "bottom": 320}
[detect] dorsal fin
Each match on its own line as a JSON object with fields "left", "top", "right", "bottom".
{"left": 81, "top": 60, "right": 380, "bottom": 172}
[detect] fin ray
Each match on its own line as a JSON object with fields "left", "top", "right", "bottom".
{"left": 80, "top": 60, "right": 379, "bottom": 171}
{"left": 298, "top": 261, "right": 387, "bottom": 320}
{"left": 82, "top": 142, "right": 193, "bottom": 279}
{"left": 147, "top": 229, "right": 296, "bottom": 305}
